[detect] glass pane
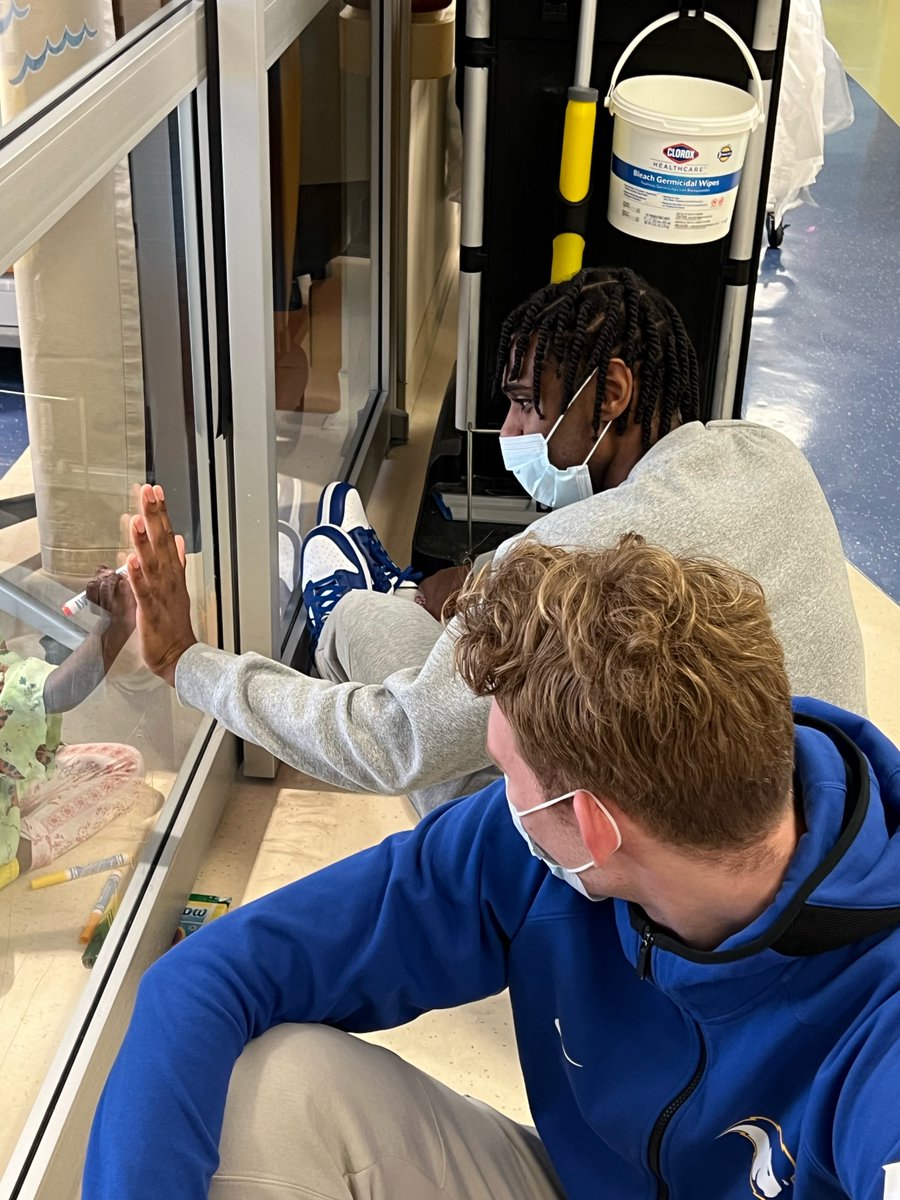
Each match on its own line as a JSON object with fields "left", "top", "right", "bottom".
{"left": 0, "top": 0, "right": 187, "bottom": 139}
{"left": 269, "top": 2, "right": 375, "bottom": 633}
{"left": 0, "top": 105, "right": 216, "bottom": 1172}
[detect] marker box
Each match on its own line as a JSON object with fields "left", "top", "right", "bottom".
{"left": 172, "top": 893, "right": 232, "bottom": 945}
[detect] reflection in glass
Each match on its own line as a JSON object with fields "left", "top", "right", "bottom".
{"left": 269, "top": 1, "right": 374, "bottom": 629}
{"left": 0, "top": 108, "right": 215, "bottom": 1173}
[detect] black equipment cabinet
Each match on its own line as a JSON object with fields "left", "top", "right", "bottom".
{"left": 412, "top": 0, "right": 790, "bottom": 572}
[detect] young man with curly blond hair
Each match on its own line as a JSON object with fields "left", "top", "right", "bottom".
{"left": 85, "top": 537, "right": 900, "bottom": 1200}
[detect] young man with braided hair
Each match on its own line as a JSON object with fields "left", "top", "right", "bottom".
{"left": 85, "top": 538, "right": 900, "bottom": 1200}
{"left": 119, "top": 267, "right": 865, "bottom": 812}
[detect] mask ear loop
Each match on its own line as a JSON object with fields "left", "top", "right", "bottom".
{"left": 590, "top": 794, "right": 623, "bottom": 852}
{"left": 542, "top": 367, "right": 600, "bottom": 444}
{"left": 516, "top": 789, "right": 622, "bottom": 874}
{"left": 546, "top": 366, "right": 604, "bottom": 452}
{"left": 518, "top": 790, "right": 623, "bottom": 853}
{"left": 581, "top": 418, "right": 613, "bottom": 467}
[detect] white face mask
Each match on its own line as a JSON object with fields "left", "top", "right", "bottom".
{"left": 499, "top": 367, "right": 612, "bottom": 510}
{"left": 506, "top": 782, "right": 622, "bottom": 901}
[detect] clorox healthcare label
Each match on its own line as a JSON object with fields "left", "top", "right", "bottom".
{"left": 608, "top": 122, "right": 747, "bottom": 244}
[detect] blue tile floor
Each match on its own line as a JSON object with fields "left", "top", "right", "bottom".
{"left": 744, "top": 78, "right": 900, "bottom": 603}
{"left": 0, "top": 348, "right": 28, "bottom": 476}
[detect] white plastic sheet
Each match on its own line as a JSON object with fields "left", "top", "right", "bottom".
{"left": 768, "top": 0, "right": 855, "bottom": 228}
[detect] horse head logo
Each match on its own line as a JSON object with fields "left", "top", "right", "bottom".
{"left": 719, "top": 1115, "right": 796, "bottom": 1198}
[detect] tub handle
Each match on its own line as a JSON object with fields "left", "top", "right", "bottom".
{"left": 604, "top": 11, "right": 765, "bottom": 129}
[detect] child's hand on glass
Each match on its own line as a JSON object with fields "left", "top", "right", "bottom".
{"left": 42, "top": 568, "right": 137, "bottom": 714}
{"left": 85, "top": 566, "right": 137, "bottom": 672}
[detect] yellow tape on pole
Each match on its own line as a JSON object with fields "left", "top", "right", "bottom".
{"left": 551, "top": 232, "right": 586, "bottom": 284}
{"left": 558, "top": 99, "right": 597, "bottom": 202}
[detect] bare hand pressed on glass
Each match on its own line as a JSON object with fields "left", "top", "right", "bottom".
{"left": 127, "top": 484, "right": 197, "bottom": 688}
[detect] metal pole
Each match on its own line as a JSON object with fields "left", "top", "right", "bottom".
{"left": 465, "top": 424, "right": 501, "bottom": 555}
{"left": 550, "top": 0, "right": 599, "bottom": 282}
{"left": 458, "top": 0, "right": 491, "bottom": 550}
{"left": 573, "top": 0, "right": 598, "bottom": 89}
{"left": 711, "top": 0, "right": 785, "bottom": 419}
{"left": 456, "top": 48, "right": 489, "bottom": 430}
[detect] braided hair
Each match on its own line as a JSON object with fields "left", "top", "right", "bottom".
{"left": 492, "top": 267, "right": 701, "bottom": 448}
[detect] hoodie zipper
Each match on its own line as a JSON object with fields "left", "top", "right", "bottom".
{"left": 637, "top": 924, "right": 655, "bottom": 980}
{"left": 646, "top": 1022, "right": 707, "bottom": 1199}
{"left": 636, "top": 924, "right": 707, "bottom": 1199}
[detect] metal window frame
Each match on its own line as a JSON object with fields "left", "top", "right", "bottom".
{"left": 178, "top": 92, "right": 226, "bottom": 644}
{"left": 213, "top": 0, "right": 279, "bottom": 776}
{"left": 0, "top": 0, "right": 196, "bottom": 150}
{"left": 0, "top": 2, "right": 205, "bottom": 271}
{"left": 263, "top": 0, "right": 332, "bottom": 68}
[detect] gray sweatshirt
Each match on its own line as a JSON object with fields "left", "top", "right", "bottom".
{"left": 176, "top": 421, "right": 867, "bottom": 796}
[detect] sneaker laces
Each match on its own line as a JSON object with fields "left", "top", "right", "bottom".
{"left": 392, "top": 564, "right": 421, "bottom": 590}
{"left": 304, "top": 571, "right": 358, "bottom": 641}
{"left": 354, "top": 527, "right": 422, "bottom": 593}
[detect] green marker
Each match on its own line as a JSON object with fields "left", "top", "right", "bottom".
{"left": 81, "top": 895, "right": 120, "bottom": 969}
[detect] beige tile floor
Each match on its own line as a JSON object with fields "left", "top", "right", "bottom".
{"left": 192, "top": 290, "right": 900, "bottom": 1133}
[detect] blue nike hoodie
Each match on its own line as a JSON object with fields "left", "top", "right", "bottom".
{"left": 84, "top": 699, "right": 900, "bottom": 1200}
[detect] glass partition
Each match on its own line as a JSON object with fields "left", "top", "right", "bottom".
{"left": 0, "top": 103, "right": 216, "bottom": 1175}
{"left": 0, "top": 0, "right": 188, "bottom": 140}
{"left": 0, "top": 0, "right": 395, "bottom": 1186}
{"left": 269, "top": 0, "right": 376, "bottom": 633}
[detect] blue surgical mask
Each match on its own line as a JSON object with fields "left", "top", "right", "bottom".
{"left": 506, "top": 781, "right": 622, "bottom": 900}
{"left": 499, "top": 367, "right": 612, "bottom": 509}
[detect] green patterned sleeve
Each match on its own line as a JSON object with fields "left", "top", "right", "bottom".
{"left": 0, "top": 645, "right": 63, "bottom": 863}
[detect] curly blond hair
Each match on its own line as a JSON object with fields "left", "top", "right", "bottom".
{"left": 453, "top": 535, "right": 795, "bottom": 853}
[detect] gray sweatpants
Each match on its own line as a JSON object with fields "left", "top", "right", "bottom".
{"left": 210, "top": 1025, "right": 565, "bottom": 1200}
{"left": 315, "top": 590, "right": 500, "bottom": 815}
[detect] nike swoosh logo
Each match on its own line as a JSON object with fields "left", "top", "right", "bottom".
{"left": 554, "top": 1018, "right": 583, "bottom": 1068}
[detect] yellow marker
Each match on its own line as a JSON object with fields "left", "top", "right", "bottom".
{"left": 31, "top": 852, "right": 131, "bottom": 890}
{"left": 79, "top": 871, "right": 123, "bottom": 944}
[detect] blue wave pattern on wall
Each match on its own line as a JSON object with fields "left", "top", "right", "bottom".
{"left": 9, "top": 20, "right": 97, "bottom": 87}
{"left": 0, "top": 2, "right": 30, "bottom": 36}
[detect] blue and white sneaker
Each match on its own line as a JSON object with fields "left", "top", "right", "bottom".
{"left": 301, "top": 524, "right": 374, "bottom": 647}
{"left": 317, "top": 481, "right": 420, "bottom": 595}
